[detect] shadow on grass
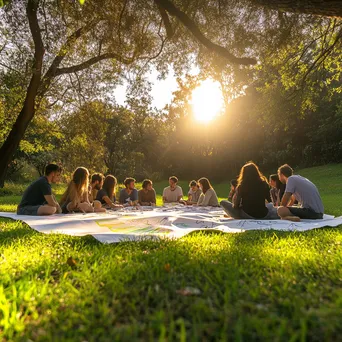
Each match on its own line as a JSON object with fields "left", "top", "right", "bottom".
{"left": 1, "top": 222, "right": 342, "bottom": 340}
{"left": 0, "top": 218, "right": 101, "bottom": 249}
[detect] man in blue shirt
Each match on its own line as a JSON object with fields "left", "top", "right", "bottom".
{"left": 119, "top": 177, "right": 139, "bottom": 206}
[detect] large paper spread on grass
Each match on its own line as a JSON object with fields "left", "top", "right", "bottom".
{"left": 0, "top": 206, "right": 341, "bottom": 244}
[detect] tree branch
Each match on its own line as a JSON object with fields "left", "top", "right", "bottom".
{"left": 301, "top": 27, "right": 342, "bottom": 88}
{"left": 154, "top": 0, "right": 257, "bottom": 65}
{"left": 118, "top": 0, "right": 128, "bottom": 45}
{"left": 0, "top": 61, "right": 21, "bottom": 74}
{"left": 46, "top": 87, "right": 71, "bottom": 109}
{"left": 252, "top": 0, "right": 342, "bottom": 18}
{"left": 156, "top": 2, "right": 174, "bottom": 39}
{"left": 54, "top": 52, "right": 134, "bottom": 76}
{"left": 27, "top": 0, "right": 44, "bottom": 73}
{"left": 38, "top": 21, "right": 98, "bottom": 97}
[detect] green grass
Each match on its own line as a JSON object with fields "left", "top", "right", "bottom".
{"left": 0, "top": 164, "right": 342, "bottom": 341}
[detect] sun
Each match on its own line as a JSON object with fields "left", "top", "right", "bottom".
{"left": 191, "top": 79, "right": 224, "bottom": 122}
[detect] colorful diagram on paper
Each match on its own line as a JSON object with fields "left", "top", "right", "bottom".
{"left": 95, "top": 218, "right": 173, "bottom": 235}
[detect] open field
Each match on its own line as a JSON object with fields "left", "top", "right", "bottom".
{"left": 0, "top": 164, "right": 341, "bottom": 340}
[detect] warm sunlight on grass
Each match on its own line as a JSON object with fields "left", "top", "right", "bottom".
{"left": 191, "top": 79, "right": 224, "bottom": 122}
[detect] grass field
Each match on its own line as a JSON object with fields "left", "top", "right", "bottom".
{"left": 0, "top": 164, "right": 341, "bottom": 341}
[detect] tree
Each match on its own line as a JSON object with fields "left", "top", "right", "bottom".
{"left": 59, "top": 101, "right": 109, "bottom": 174}
{"left": 0, "top": 0, "right": 258, "bottom": 187}
{"left": 1, "top": 0, "right": 341, "bottom": 187}
{"left": 252, "top": 0, "right": 342, "bottom": 18}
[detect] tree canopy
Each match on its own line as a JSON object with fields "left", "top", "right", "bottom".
{"left": 0, "top": 0, "right": 341, "bottom": 185}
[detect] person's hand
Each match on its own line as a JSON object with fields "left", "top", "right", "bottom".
{"left": 76, "top": 204, "right": 86, "bottom": 213}
{"left": 56, "top": 204, "right": 62, "bottom": 214}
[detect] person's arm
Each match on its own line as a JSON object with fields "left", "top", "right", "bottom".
{"left": 275, "top": 189, "right": 280, "bottom": 207}
{"left": 187, "top": 193, "right": 197, "bottom": 205}
{"left": 281, "top": 177, "right": 296, "bottom": 207}
{"left": 102, "top": 195, "right": 122, "bottom": 209}
{"left": 131, "top": 189, "right": 139, "bottom": 206}
{"left": 162, "top": 189, "right": 169, "bottom": 203}
{"left": 44, "top": 195, "right": 60, "bottom": 209}
{"left": 45, "top": 194, "right": 62, "bottom": 213}
{"left": 198, "top": 189, "right": 213, "bottom": 206}
{"left": 151, "top": 189, "right": 156, "bottom": 205}
{"left": 232, "top": 187, "right": 241, "bottom": 208}
{"left": 228, "top": 189, "right": 234, "bottom": 202}
{"left": 177, "top": 187, "right": 183, "bottom": 202}
{"left": 280, "top": 192, "right": 293, "bottom": 207}
{"left": 196, "top": 193, "right": 204, "bottom": 206}
{"left": 265, "top": 183, "right": 272, "bottom": 203}
{"left": 41, "top": 181, "right": 60, "bottom": 212}
{"left": 88, "top": 189, "right": 93, "bottom": 203}
{"left": 269, "top": 188, "right": 276, "bottom": 205}
{"left": 83, "top": 191, "right": 91, "bottom": 204}
{"left": 288, "top": 195, "right": 296, "bottom": 206}
{"left": 53, "top": 194, "right": 62, "bottom": 213}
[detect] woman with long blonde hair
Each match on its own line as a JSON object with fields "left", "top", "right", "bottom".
{"left": 60, "top": 167, "right": 94, "bottom": 213}
{"left": 220, "top": 162, "right": 278, "bottom": 219}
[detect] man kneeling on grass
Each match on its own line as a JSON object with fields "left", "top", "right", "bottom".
{"left": 277, "top": 164, "right": 324, "bottom": 222}
{"left": 17, "top": 164, "right": 62, "bottom": 216}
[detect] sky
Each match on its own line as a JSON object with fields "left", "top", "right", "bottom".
{"left": 113, "top": 66, "right": 199, "bottom": 110}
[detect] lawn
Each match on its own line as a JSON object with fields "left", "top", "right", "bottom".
{"left": 0, "top": 165, "right": 341, "bottom": 341}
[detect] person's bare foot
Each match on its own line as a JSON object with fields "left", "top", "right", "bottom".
{"left": 281, "top": 216, "right": 301, "bottom": 222}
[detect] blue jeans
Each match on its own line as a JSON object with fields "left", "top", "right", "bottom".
{"left": 220, "top": 201, "right": 279, "bottom": 220}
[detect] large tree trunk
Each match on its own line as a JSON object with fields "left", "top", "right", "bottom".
{"left": 253, "top": 0, "right": 342, "bottom": 17}
{"left": 0, "top": 0, "right": 44, "bottom": 187}
{"left": 0, "top": 103, "right": 37, "bottom": 187}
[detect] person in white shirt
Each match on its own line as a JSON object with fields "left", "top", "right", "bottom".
{"left": 196, "top": 177, "right": 219, "bottom": 207}
{"left": 162, "top": 176, "right": 183, "bottom": 203}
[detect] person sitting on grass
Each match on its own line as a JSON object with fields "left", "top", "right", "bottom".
{"left": 277, "top": 164, "right": 324, "bottom": 221}
{"left": 88, "top": 173, "right": 104, "bottom": 203}
{"left": 96, "top": 175, "right": 123, "bottom": 210}
{"left": 163, "top": 176, "right": 183, "bottom": 204}
{"left": 60, "top": 167, "right": 94, "bottom": 214}
{"left": 17, "top": 164, "right": 62, "bottom": 216}
{"left": 228, "top": 178, "right": 238, "bottom": 202}
{"left": 220, "top": 162, "right": 278, "bottom": 219}
{"left": 119, "top": 177, "right": 139, "bottom": 206}
{"left": 186, "top": 180, "right": 202, "bottom": 205}
{"left": 196, "top": 177, "right": 219, "bottom": 207}
{"left": 138, "top": 179, "right": 156, "bottom": 206}
{"left": 269, "top": 174, "right": 286, "bottom": 206}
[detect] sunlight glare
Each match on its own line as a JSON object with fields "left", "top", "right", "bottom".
{"left": 191, "top": 79, "right": 224, "bottom": 122}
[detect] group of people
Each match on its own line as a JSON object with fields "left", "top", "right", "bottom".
{"left": 17, "top": 161, "right": 324, "bottom": 222}
{"left": 221, "top": 162, "right": 324, "bottom": 222}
